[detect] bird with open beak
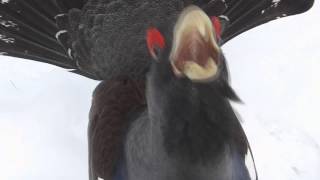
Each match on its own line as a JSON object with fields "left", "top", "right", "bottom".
{"left": 0, "top": 0, "right": 314, "bottom": 180}
{"left": 122, "top": 6, "right": 254, "bottom": 180}
{"left": 170, "top": 6, "right": 221, "bottom": 82}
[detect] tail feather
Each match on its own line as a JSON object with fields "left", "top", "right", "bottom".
{"left": 0, "top": 14, "right": 72, "bottom": 67}
{"left": 222, "top": 0, "right": 314, "bottom": 43}
{"left": 0, "top": 12, "right": 63, "bottom": 52}
{"left": 0, "top": 31, "right": 74, "bottom": 69}
{"left": 201, "top": 0, "right": 314, "bottom": 44}
{"left": 2, "top": 1, "right": 58, "bottom": 36}
{"left": 56, "top": 0, "right": 86, "bottom": 11}
{"left": 1, "top": 0, "right": 315, "bottom": 80}
{"left": 29, "top": 0, "right": 61, "bottom": 18}
{"left": 0, "top": 0, "right": 91, "bottom": 77}
{"left": 55, "top": 13, "right": 69, "bottom": 30}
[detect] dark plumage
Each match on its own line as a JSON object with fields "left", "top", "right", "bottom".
{"left": 126, "top": 13, "right": 252, "bottom": 178}
{"left": 1, "top": 0, "right": 314, "bottom": 79}
{"left": 0, "top": 0, "right": 314, "bottom": 180}
{"left": 89, "top": 78, "right": 146, "bottom": 179}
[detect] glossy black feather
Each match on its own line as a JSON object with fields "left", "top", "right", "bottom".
{"left": 0, "top": 1, "right": 314, "bottom": 180}
{"left": 123, "top": 42, "right": 254, "bottom": 179}
{"left": 0, "top": 0, "right": 87, "bottom": 76}
{"left": 0, "top": 0, "right": 314, "bottom": 80}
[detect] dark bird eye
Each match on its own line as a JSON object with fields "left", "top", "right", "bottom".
{"left": 146, "top": 27, "right": 165, "bottom": 60}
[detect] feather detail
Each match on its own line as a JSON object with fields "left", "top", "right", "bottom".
{"left": 0, "top": 0, "right": 92, "bottom": 77}
{"left": 200, "top": 0, "right": 314, "bottom": 44}
{"left": 89, "top": 79, "right": 146, "bottom": 179}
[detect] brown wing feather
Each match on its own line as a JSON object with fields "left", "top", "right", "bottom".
{"left": 88, "top": 78, "right": 146, "bottom": 179}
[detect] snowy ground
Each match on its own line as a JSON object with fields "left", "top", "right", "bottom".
{"left": 0, "top": 2, "right": 320, "bottom": 180}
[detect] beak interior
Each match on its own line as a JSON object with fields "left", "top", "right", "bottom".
{"left": 170, "top": 6, "right": 220, "bottom": 82}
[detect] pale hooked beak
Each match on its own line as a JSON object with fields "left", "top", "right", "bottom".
{"left": 170, "top": 6, "right": 221, "bottom": 82}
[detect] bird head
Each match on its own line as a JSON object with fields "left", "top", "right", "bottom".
{"left": 146, "top": 5, "right": 223, "bottom": 83}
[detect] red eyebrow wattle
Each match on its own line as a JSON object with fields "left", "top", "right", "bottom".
{"left": 146, "top": 27, "right": 165, "bottom": 51}
{"left": 211, "top": 16, "right": 222, "bottom": 39}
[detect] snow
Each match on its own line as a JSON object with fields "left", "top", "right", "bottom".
{"left": 0, "top": 1, "right": 319, "bottom": 180}
{"left": 0, "top": 57, "right": 97, "bottom": 180}
{"left": 223, "top": 2, "right": 320, "bottom": 179}
{"left": 1, "top": 0, "right": 10, "bottom": 4}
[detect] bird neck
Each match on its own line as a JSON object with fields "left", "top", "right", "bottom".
{"left": 146, "top": 71, "right": 238, "bottom": 163}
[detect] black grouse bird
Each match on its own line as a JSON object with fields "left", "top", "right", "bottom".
{"left": 0, "top": 0, "right": 314, "bottom": 180}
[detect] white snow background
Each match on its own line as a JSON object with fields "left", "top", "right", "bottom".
{"left": 0, "top": 2, "right": 320, "bottom": 180}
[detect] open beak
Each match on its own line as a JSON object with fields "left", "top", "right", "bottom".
{"left": 170, "top": 6, "right": 221, "bottom": 82}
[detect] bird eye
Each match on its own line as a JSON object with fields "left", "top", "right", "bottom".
{"left": 146, "top": 27, "right": 165, "bottom": 60}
